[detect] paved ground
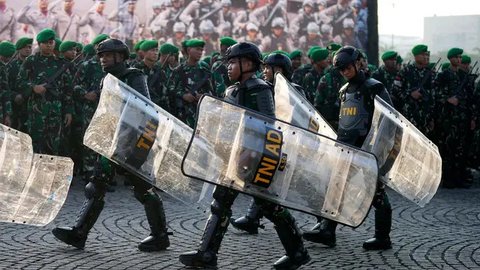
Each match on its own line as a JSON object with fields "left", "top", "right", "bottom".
{"left": 1, "top": 172, "right": 479, "bottom": 270}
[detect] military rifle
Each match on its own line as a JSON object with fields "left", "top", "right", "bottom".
{"left": 260, "top": 1, "right": 282, "bottom": 33}
{"left": 453, "top": 60, "right": 478, "bottom": 109}
{"left": 415, "top": 57, "right": 441, "bottom": 102}
{"left": 42, "top": 54, "right": 83, "bottom": 98}
{"left": 148, "top": 53, "right": 171, "bottom": 91}
{"left": 197, "top": 5, "right": 222, "bottom": 22}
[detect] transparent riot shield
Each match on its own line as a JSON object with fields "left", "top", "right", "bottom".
{"left": 0, "top": 125, "right": 74, "bottom": 226}
{"left": 274, "top": 73, "right": 337, "bottom": 139}
{"left": 362, "top": 96, "right": 442, "bottom": 207}
{"left": 83, "top": 74, "right": 214, "bottom": 210}
{"left": 182, "top": 95, "right": 379, "bottom": 227}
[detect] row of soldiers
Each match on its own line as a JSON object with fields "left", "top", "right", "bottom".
{"left": 0, "top": 0, "right": 367, "bottom": 53}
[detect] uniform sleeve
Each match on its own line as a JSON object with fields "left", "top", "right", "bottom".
{"left": 129, "top": 73, "right": 151, "bottom": 99}
{"left": 16, "top": 58, "right": 34, "bottom": 98}
{"left": 61, "top": 69, "right": 74, "bottom": 115}
{"left": 0, "top": 67, "right": 10, "bottom": 119}
{"left": 255, "top": 87, "right": 275, "bottom": 118}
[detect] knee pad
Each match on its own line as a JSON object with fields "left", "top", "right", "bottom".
{"left": 212, "top": 186, "right": 238, "bottom": 209}
{"left": 210, "top": 199, "right": 232, "bottom": 218}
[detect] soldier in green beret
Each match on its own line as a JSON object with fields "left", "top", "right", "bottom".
{"left": 82, "top": 44, "right": 96, "bottom": 62}
{"left": 289, "top": 50, "right": 303, "bottom": 72}
{"left": 16, "top": 28, "right": 73, "bottom": 155}
{"left": 159, "top": 43, "right": 179, "bottom": 114}
{"left": 302, "top": 48, "right": 329, "bottom": 104}
{"left": 168, "top": 39, "right": 213, "bottom": 127}
{"left": 372, "top": 51, "right": 399, "bottom": 109}
{"left": 392, "top": 44, "right": 435, "bottom": 138}
{"left": 7, "top": 37, "right": 33, "bottom": 131}
{"left": 0, "top": 41, "right": 14, "bottom": 127}
{"left": 435, "top": 47, "right": 474, "bottom": 188}
{"left": 290, "top": 46, "right": 319, "bottom": 86}
{"left": 211, "top": 37, "right": 237, "bottom": 97}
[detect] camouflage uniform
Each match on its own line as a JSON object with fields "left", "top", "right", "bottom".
{"left": 302, "top": 68, "right": 323, "bottom": 104}
{"left": 0, "top": 62, "right": 12, "bottom": 123}
{"left": 371, "top": 65, "right": 399, "bottom": 110}
{"left": 6, "top": 57, "right": 27, "bottom": 131}
{"left": 169, "top": 62, "right": 213, "bottom": 127}
{"left": 391, "top": 63, "right": 435, "bottom": 135}
{"left": 314, "top": 67, "right": 344, "bottom": 129}
{"left": 291, "top": 64, "right": 312, "bottom": 86}
{"left": 210, "top": 55, "right": 230, "bottom": 97}
{"left": 16, "top": 53, "right": 73, "bottom": 155}
{"left": 134, "top": 61, "right": 171, "bottom": 112}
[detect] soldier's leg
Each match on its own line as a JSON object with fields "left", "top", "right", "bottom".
{"left": 363, "top": 182, "right": 392, "bottom": 250}
{"left": 258, "top": 199, "right": 310, "bottom": 270}
{"left": 179, "top": 186, "right": 239, "bottom": 268}
{"left": 52, "top": 175, "right": 107, "bottom": 249}
{"left": 230, "top": 198, "right": 264, "bottom": 234}
{"left": 130, "top": 175, "right": 170, "bottom": 252}
{"left": 302, "top": 216, "right": 337, "bottom": 247}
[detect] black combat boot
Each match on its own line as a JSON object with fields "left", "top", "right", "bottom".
{"left": 52, "top": 184, "right": 105, "bottom": 249}
{"left": 179, "top": 201, "right": 231, "bottom": 269}
{"left": 271, "top": 209, "right": 311, "bottom": 270}
{"left": 302, "top": 218, "right": 337, "bottom": 247}
{"left": 230, "top": 199, "right": 264, "bottom": 234}
{"left": 363, "top": 207, "right": 392, "bottom": 250}
{"left": 138, "top": 192, "right": 170, "bottom": 252}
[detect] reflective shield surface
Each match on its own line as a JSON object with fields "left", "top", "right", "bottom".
{"left": 83, "top": 74, "right": 213, "bottom": 210}
{"left": 274, "top": 73, "right": 337, "bottom": 139}
{"left": 182, "top": 96, "right": 379, "bottom": 227}
{"left": 362, "top": 96, "right": 442, "bottom": 207}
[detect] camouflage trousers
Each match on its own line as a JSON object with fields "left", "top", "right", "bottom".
{"left": 27, "top": 99, "right": 63, "bottom": 155}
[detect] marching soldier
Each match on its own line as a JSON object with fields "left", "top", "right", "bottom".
{"left": 291, "top": 46, "right": 319, "bottom": 86}
{"left": 17, "top": 0, "right": 58, "bottom": 36}
{"left": 321, "top": 0, "right": 355, "bottom": 37}
{"left": 0, "top": 41, "right": 13, "bottom": 126}
{"left": 333, "top": 18, "right": 355, "bottom": 46}
{"left": 0, "top": 0, "right": 17, "bottom": 42}
{"left": 53, "top": 38, "right": 171, "bottom": 252}
{"left": 166, "top": 22, "right": 187, "bottom": 49}
{"left": 16, "top": 28, "right": 73, "bottom": 155}
{"left": 168, "top": 39, "right": 213, "bottom": 127}
{"left": 211, "top": 36, "right": 237, "bottom": 97}
{"left": 6, "top": 37, "right": 32, "bottom": 131}
{"left": 218, "top": 0, "right": 234, "bottom": 27}
{"left": 372, "top": 51, "right": 399, "bottom": 109}
{"left": 239, "top": 22, "right": 262, "bottom": 47}
{"left": 108, "top": 0, "right": 140, "bottom": 48}
{"left": 79, "top": 0, "right": 110, "bottom": 37}
{"left": 259, "top": 17, "right": 292, "bottom": 53}
{"left": 303, "top": 48, "right": 329, "bottom": 104}
{"left": 289, "top": 50, "right": 303, "bottom": 73}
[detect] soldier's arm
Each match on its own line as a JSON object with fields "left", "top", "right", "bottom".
{"left": 10, "top": 13, "right": 17, "bottom": 41}
{"left": 314, "top": 75, "right": 328, "bottom": 109}
{"left": 61, "top": 70, "right": 75, "bottom": 115}
{"left": 212, "top": 69, "right": 225, "bottom": 97}
{"left": 16, "top": 58, "right": 34, "bottom": 98}
{"left": 179, "top": 1, "right": 199, "bottom": 25}
{"left": 0, "top": 68, "right": 11, "bottom": 120}
{"left": 16, "top": 5, "right": 34, "bottom": 25}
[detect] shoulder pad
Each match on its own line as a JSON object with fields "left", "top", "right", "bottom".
{"left": 244, "top": 77, "right": 271, "bottom": 91}
{"left": 364, "top": 78, "right": 383, "bottom": 88}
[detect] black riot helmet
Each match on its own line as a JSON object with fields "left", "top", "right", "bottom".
{"left": 96, "top": 38, "right": 130, "bottom": 60}
{"left": 226, "top": 42, "right": 262, "bottom": 68}
{"left": 333, "top": 46, "right": 360, "bottom": 70}
{"left": 264, "top": 52, "right": 293, "bottom": 79}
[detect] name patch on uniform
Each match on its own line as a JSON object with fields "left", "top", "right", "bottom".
{"left": 252, "top": 127, "right": 283, "bottom": 188}
{"left": 125, "top": 118, "right": 159, "bottom": 169}
{"left": 308, "top": 117, "right": 319, "bottom": 132}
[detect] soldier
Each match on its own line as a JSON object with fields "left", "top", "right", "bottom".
{"left": 108, "top": 0, "right": 140, "bottom": 48}
{"left": 168, "top": 39, "right": 213, "bottom": 127}
{"left": 303, "top": 48, "right": 329, "bottom": 104}
{"left": 79, "top": 0, "right": 110, "bottom": 37}
{"left": 353, "top": 0, "right": 368, "bottom": 50}
{"left": 50, "top": 0, "right": 84, "bottom": 41}
{"left": 52, "top": 38, "right": 171, "bottom": 252}
{"left": 16, "top": 28, "right": 72, "bottom": 154}
{"left": 313, "top": 0, "right": 329, "bottom": 26}
{"left": 218, "top": 0, "right": 234, "bottom": 27}
{"left": 289, "top": 50, "right": 303, "bottom": 72}
{"left": 250, "top": 0, "right": 288, "bottom": 36}
{"left": 396, "top": 54, "right": 403, "bottom": 72}
{"left": 434, "top": 47, "right": 473, "bottom": 188}
{"left": 372, "top": 51, "right": 399, "bottom": 109}
{"left": 0, "top": 41, "right": 13, "bottom": 126}
{"left": 232, "top": 0, "right": 258, "bottom": 37}
{"left": 290, "top": 0, "right": 316, "bottom": 40}
{"left": 320, "top": 23, "right": 334, "bottom": 45}
{"left": 158, "top": 42, "right": 179, "bottom": 113}
{"left": 321, "top": 0, "right": 355, "bottom": 37}
{"left": 198, "top": 20, "right": 216, "bottom": 56}
{"left": 391, "top": 44, "right": 435, "bottom": 136}
{"left": 166, "top": 22, "right": 186, "bottom": 49}
{"left": 0, "top": 0, "right": 17, "bottom": 42}
{"left": 179, "top": 42, "right": 310, "bottom": 270}
{"left": 297, "top": 22, "right": 324, "bottom": 52}
{"left": 259, "top": 17, "right": 293, "bottom": 53}
{"left": 180, "top": 0, "right": 221, "bottom": 38}
{"left": 239, "top": 22, "right": 262, "bottom": 47}
{"left": 304, "top": 46, "right": 393, "bottom": 251}
{"left": 333, "top": 18, "right": 355, "bottom": 46}
{"left": 6, "top": 37, "right": 32, "bottom": 131}
{"left": 81, "top": 43, "right": 95, "bottom": 62}
{"left": 154, "top": 0, "right": 185, "bottom": 37}
{"left": 211, "top": 36, "right": 236, "bottom": 97}
{"left": 17, "top": 0, "right": 58, "bottom": 35}
{"left": 291, "top": 46, "right": 319, "bottom": 86}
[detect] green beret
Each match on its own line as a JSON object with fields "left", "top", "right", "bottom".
{"left": 447, "top": 47, "right": 463, "bottom": 59}
{"left": 396, "top": 55, "right": 403, "bottom": 64}
{"left": 381, "top": 50, "right": 397, "bottom": 61}
{"left": 0, "top": 41, "right": 16, "bottom": 57}
{"left": 36, "top": 28, "right": 57, "bottom": 43}
{"left": 441, "top": 62, "right": 450, "bottom": 71}
{"left": 289, "top": 50, "right": 302, "bottom": 59}
{"left": 461, "top": 55, "right": 471, "bottom": 64}
{"left": 181, "top": 40, "right": 188, "bottom": 48}
{"left": 133, "top": 40, "right": 145, "bottom": 51}
{"left": 54, "top": 38, "right": 62, "bottom": 51}
{"left": 139, "top": 40, "right": 158, "bottom": 51}
{"left": 82, "top": 44, "right": 95, "bottom": 56}
{"left": 159, "top": 43, "right": 179, "bottom": 55}
{"left": 185, "top": 39, "right": 205, "bottom": 48}
{"left": 202, "top": 56, "right": 211, "bottom": 65}
{"left": 326, "top": 43, "right": 341, "bottom": 52}
{"left": 91, "top": 34, "right": 109, "bottom": 45}
{"left": 219, "top": 37, "right": 237, "bottom": 47}
{"left": 76, "top": 42, "right": 83, "bottom": 51}
{"left": 307, "top": 46, "right": 321, "bottom": 58}
{"left": 311, "top": 48, "right": 329, "bottom": 62}
{"left": 411, "top": 44, "right": 428, "bottom": 56}
{"left": 59, "top": 40, "right": 77, "bottom": 53}
{"left": 15, "top": 37, "right": 33, "bottom": 50}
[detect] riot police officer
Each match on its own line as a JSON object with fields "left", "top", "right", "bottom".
{"left": 303, "top": 46, "right": 393, "bottom": 251}
{"left": 52, "top": 39, "right": 170, "bottom": 253}
{"left": 179, "top": 42, "right": 310, "bottom": 270}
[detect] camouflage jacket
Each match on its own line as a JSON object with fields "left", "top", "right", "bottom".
{"left": 435, "top": 68, "right": 472, "bottom": 121}
{"left": 0, "top": 62, "right": 12, "bottom": 120}
{"left": 291, "top": 64, "right": 312, "bottom": 86}
{"left": 372, "top": 65, "right": 399, "bottom": 109}
{"left": 211, "top": 55, "right": 231, "bottom": 97}
{"left": 302, "top": 67, "right": 323, "bottom": 104}
{"left": 315, "top": 68, "right": 344, "bottom": 124}
{"left": 135, "top": 61, "right": 171, "bottom": 112}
